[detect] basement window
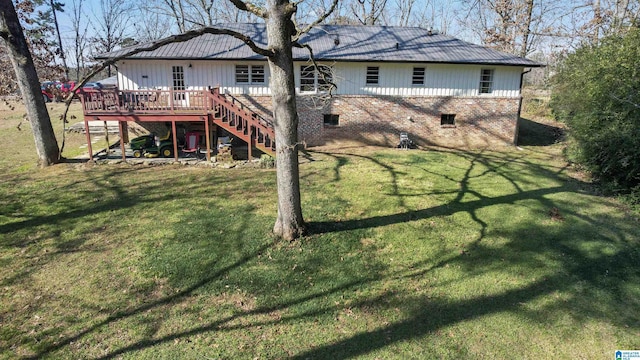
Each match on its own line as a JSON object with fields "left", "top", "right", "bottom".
{"left": 324, "top": 114, "right": 340, "bottom": 126}
{"left": 441, "top": 114, "right": 456, "bottom": 127}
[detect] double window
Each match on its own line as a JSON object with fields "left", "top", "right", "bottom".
{"left": 479, "top": 69, "right": 494, "bottom": 94}
{"left": 235, "top": 65, "right": 266, "bottom": 84}
{"left": 300, "top": 64, "right": 333, "bottom": 92}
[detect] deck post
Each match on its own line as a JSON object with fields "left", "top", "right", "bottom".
{"left": 118, "top": 121, "right": 126, "bottom": 161}
{"left": 172, "top": 121, "right": 178, "bottom": 161}
{"left": 204, "top": 115, "right": 211, "bottom": 162}
{"left": 85, "top": 116, "right": 93, "bottom": 161}
{"left": 248, "top": 125, "right": 252, "bottom": 160}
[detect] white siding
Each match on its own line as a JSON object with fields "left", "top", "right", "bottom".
{"left": 117, "top": 60, "right": 524, "bottom": 98}
{"left": 117, "top": 60, "right": 271, "bottom": 95}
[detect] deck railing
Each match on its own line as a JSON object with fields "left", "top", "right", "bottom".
{"left": 81, "top": 89, "right": 213, "bottom": 114}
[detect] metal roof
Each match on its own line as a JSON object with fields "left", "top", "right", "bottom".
{"left": 98, "top": 23, "right": 544, "bottom": 67}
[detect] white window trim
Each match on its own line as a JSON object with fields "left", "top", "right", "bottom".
{"left": 235, "top": 64, "right": 267, "bottom": 85}
{"left": 299, "top": 64, "right": 333, "bottom": 94}
{"left": 366, "top": 66, "right": 380, "bottom": 86}
{"left": 479, "top": 68, "right": 494, "bottom": 94}
{"left": 412, "top": 67, "right": 425, "bottom": 86}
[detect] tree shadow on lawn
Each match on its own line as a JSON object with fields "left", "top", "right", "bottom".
{"left": 297, "top": 148, "right": 639, "bottom": 357}
{"left": 18, "top": 146, "right": 640, "bottom": 359}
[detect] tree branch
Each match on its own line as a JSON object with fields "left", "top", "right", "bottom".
{"left": 294, "top": 0, "right": 339, "bottom": 40}
{"left": 226, "top": 0, "right": 267, "bottom": 19}
{"left": 293, "top": 41, "right": 337, "bottom": 96}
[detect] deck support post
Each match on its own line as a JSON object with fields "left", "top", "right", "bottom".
{"left": 248, "top": 126, "right": 252, "bottom": 161}
{"left": 118, "top": 121, "right": 126, "bottom": 161}
{"left": 172, "top": 121, "right": 178, "bottom": 162}
{"left": 85, "top": 116, "right": 93, "bottom": 161}
{"left": 204, "top": 116, "right": 211, "bottom": 162}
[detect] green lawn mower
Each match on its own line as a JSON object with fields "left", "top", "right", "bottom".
{"left": 129, "top": 131, "right": 174, "bottom": 158}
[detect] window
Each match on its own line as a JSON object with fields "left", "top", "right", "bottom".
{"left": 366, "top": 66, "right": 379, "bottom": 86}
{"left": 441, "top": 114, "right": 456, "bottom": 126}
{"left": 172, "top": 65, "right": 185, "bottom": 100}
{"left": 235, "top": 65, "right": 249, "bottom": 83}
{"left": 324, "top": 114, "right": 339, "bottom": 126}
{"left": 300, "top": 65, "right": 333, "bottom": 92}
{"left": 236, "top": 65, "right": 265, "bottom": 84}
{"left": 479, "top": 69, "right": 494, "bottom": 94}
{"left": 300, "top": 65, "right": 316, "bottom": 92}
{"left": 412, "top": 67, "right": 425, "bottom": 85}
{"left": 251, "top": 65, "right": 265, "bottom": 83}
{"left": 317, "top": 65, "right": 333, "bottom": 92}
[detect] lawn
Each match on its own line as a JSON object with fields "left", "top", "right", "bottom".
{"left": 1, "top": 101, "right": 639, "bottom": 359}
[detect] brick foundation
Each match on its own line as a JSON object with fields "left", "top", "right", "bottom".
{"left": 234, "top": 94, "right": 521, "bottom": 148}
{"left": 134, "top": 94, "right": 522, "bottom": 149}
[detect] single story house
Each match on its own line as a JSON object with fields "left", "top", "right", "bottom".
{"left": 81, "top": 23, "right": 543, "bottom": 160}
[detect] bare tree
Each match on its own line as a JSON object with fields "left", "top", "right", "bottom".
{"left": 460, "top": 0, "right": 550, "bottom": 56}
{"left": 350, "top": 0, "right": 388, "bottom": 25}
{"left": 49, "top": 0, "right": 68, "bottom": 79}
{"left": 91, "top": 0, "right": 133, "bottom": 76}
{"left": 133, "top": 5, "right": 171, "bottom": 42}
{"left": 68, "top": 0, "right": 89, "bottom": 81}
{"left": 65, "top": 0, "right": 339, "bottom": 240}
{"left": 1, "top": 0, "right": 60, "bottom": 166}
{"left": 393, "top": 0, "right": 417, "bottom": 26}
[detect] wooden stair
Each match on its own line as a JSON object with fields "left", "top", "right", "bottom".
{"left": 208, "top": 88, "right": 275, "bottom": 158}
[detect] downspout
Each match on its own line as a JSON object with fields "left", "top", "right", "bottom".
{"left": 514, "top": 68, "right": 532, "bottom": 146}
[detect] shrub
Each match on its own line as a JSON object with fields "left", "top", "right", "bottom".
{"left": 550, "top": 28, "right": 640, "bottom": 195}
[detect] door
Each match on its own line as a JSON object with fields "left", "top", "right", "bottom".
{"left": 172, "top": 65, "right": 187, "bottom": 107}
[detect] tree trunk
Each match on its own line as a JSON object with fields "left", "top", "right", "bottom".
{"left": 519, "top": 0, "right": 534, "bottom": 58}
{"left": 1, "top": 0, "right": 60, "bottom": 166}
{"left": 266, "top": 1, "right": 305, "bottom": 241}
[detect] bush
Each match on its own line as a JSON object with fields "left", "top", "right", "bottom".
{"left": 259, "top": 154, "right": 275, "bottom": 168}
{"left": 550, "top": 28, "right": 640, "bottom": 193}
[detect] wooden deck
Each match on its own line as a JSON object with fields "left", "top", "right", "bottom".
{"left": 80, "top": 88, "right": 276, "bottom": 161}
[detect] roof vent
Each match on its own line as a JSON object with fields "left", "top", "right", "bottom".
{"left": 395, "top": 42, "right": 399, "bottom": 49}
{"left": 334, "top": 37, "right": 340, "bottom": 46}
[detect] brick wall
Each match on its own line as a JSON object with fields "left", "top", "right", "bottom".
{"left": 134, "top": 94, "right": 522, "bottom": 149}
{"left": 234, "top": 94, "right": 522, "bottom": 148}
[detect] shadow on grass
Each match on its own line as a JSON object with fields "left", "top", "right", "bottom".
{"left": 517, "top": 117, "right": 565, "bottom": 147}
{"left": 12, "top": 142, "right": 640, "bottom": 359}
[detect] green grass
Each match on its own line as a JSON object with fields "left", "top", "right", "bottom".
{"left": 0, "top": 105, "right": 639, "bottom": 359}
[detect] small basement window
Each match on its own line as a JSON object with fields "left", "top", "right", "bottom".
{"left": 441, "top": 114, "right": 456, "bottom": 126}
{"left": 324, "top": 114, "right": 340, "bottom": 126}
